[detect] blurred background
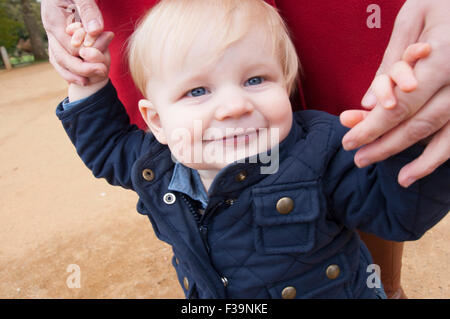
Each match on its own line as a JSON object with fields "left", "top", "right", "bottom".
{"left": 0, "top": 0, "right": 47, "bottom": 69}
{"left": 0, "top": 0, "right": 448, "bottom": 299}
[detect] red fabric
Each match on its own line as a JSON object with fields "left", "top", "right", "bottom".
{"left": 273, "top": 0, "right": 406, "bottom": 114}
{"left": 98, "top": 0, "right": 405, "bottom": 128}
{"left": 97, "top": 0, "right": 158, "bottom": 129}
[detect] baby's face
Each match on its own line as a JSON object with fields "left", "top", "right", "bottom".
{"left": 140, "top": 28, "right": 293, "bottom": 171}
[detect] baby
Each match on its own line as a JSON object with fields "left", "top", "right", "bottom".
{"left": 57, "top": 0, "right": 449, "bottom": 298}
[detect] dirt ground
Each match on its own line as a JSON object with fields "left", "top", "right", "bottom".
{"left": 0, "top": 62, "right": 448, "bottom": 299}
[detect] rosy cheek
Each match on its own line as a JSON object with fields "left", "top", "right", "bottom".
{"left": 269, "top": 96, "right": 293, "bottom": 141}
{"left": 269, "top": 95, "right": 292, "bottom": 123}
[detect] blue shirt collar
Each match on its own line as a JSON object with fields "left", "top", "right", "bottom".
{"left": 168, "top": 162, "right": 209, "bottom": 209}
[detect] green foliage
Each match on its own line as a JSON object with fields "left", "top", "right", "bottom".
{"left": 10, "top": 53, "right": 34, "bottom": 64}
{"left": 0, "top": 0, "right": 24, "bottom": 52}
{"left": 0, "top": 0, "right": 46, "bottom": 54}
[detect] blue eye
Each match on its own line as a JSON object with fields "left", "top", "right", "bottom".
{"left": 187, "top": 87, "right": 208, "bottom": 97}
{"left": 245, "top": 76, "right": 264, "bottom": 86}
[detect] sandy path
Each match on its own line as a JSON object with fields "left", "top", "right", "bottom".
{"left": 0, "top": 63, "right": 448, "bottom": 298}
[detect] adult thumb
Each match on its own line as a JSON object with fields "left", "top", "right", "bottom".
{"left": 375, "top": 1, "right": 425, "bottom": 75}
{"left": 362, "top": 0, "right": 425, "bottom": 108}
{"left": 74, "top": 0, "right": 104, "bottom": 36}
{"left": 93, "top": 31, "right": 115, "bottom": 53}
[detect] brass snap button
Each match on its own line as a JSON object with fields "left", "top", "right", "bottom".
{"left": 281, "top": 286, "right": 296, "bottom": 299}
{"left": 276, "top": 197, "right": 294, "bottom": 215}
{"left": 183, "top": 277, "right": 189, "bottom": 290}
{"left": 326, "top": 264, "right": 340, "bottom": 280}
{"left": 175, "top": 258, "right": 179, "bottom": 265}
{"left": 142, "top": 168, "right": 154, "bottom": 181}
{"left": 163, "top": 192, "right": 176, "bottom": 204}
{"left": 235, "top": 170, "right": 247, "bottom": 182}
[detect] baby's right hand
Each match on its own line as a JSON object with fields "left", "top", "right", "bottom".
{"left": 66, "top": 22, "right": 112, "bottom": 101}
{"left": 66, "top": 22, "right": 111, "bottom": 85}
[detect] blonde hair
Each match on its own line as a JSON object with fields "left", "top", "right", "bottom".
{"left": 127, "top": 0, "right": 300, "bottom": 97}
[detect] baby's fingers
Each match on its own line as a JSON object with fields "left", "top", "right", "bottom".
{"left": 389, "top": 61, "right": 418, "bottom": 92}
{"left": 340, "top": 110, "right": 371, "bottom": 128}
{"left": 402, "top": 43, "right": 431, "bottom": 65}
{"left": 388, "top": 43, "right": 431, "bottom": 94}
{"left": 66, "top": 22, "right": 82, "bottom": 36}
{"left": 83, "top": 33, "right": 97, "bottom": 47}
{"left": 79, "top": 47, "right": 106, "bottom": 64}
{"left": 71, "top": 28, "right": 86, "bottom": 47}
{"left": 371, "top": 74, "right": 396, "bottom": 109}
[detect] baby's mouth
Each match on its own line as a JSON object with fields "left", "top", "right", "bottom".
{"left": 203, "top": 128, "right": 260, "bottom": 145}
{"left": 221, "top": 129, "right": 259, "bottom": 146}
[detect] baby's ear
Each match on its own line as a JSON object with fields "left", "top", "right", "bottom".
{"left": 138, "top": 99, "right": 167, "bottom": 144}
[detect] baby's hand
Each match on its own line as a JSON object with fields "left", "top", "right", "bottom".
{"left": 366, "top": 42, "right": 431, "bottom": 109}
{"left": 66, "top": 22, "right": 111, "bottom": 101}
{"left": 66, "top": 22, "right": 110, "bottom": 84}
{"left": 340, "top": 43, "right": 431, "bottom": 128}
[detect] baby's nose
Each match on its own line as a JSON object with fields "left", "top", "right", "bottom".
{"left": 214, "top": 95, "right": 254, "bottom": 120}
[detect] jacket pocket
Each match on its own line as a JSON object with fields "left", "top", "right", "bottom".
{"left": 268, "top": 253, "right": 351, "bottom": 299}
{"left": 252, "top": 180, "right": 321, "bottom": 254}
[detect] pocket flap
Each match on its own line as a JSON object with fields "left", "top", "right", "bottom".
{"left": 252, "top": 180, "right": 321, "bottom": 226}
{"left": 252, "top": 181, "right": 321, "bottom": 254}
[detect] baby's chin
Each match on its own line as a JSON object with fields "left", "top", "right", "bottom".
{"left": 173, "top": 146, "right": 270, "bottom": 172}
{"left": 168, "top": 126, "right": 286, "bottom": 170}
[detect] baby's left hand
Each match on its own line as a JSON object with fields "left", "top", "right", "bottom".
{"left": 340, "top": 43, "right": 431, "bottom": 132}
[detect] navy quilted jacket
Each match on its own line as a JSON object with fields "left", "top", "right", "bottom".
{"left": 56, "top": 82, "right": 450, "bottom": 299}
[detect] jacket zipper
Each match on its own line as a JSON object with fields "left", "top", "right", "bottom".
{"left": 179, "top": 193, "right": 223, "bottom": 253}
{"left": 179, "top": 193, "right": 231, "bottom": 295}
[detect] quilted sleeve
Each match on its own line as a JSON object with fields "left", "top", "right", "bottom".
{"left": 322, "top": 119, "right": 450, "bottom": 241}
{"left": 55, "top": 81, "right": 160, "bottom": 190}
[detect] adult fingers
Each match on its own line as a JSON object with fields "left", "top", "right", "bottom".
{"left": 343, "top": 47, "right": 448, "bottom": 151}
{"left": 79, "top": 47, "right": 106, "bottom": 64}
{"left": 44, "top": 11, "right": 80, "bottom": 56}
{"left": 91, "top": 31, "right": 115, "bottom": 53}
{"left": 361, "top": 0, "right": 425, "bottom": 108}
{"left": 104, "top": 49, "right": 111, "bottom": 67}
{"left": 73, "top": 0, "right": 104, "bottom": 36}
{"left": 48, "top": 46, "right": 88, "bottom": 86}
{"left": 398, "top": 121, "right": 450, "bottom": 187}
{"left": 48, "top": 32, "right": 107, "bottom": 78}
{"left": 374, "top": 0, "right": 425, "bottom": 75}
{"left": 352, "top": 85, "right": 450, "bottom": 168}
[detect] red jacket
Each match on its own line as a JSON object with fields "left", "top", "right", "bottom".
{"left": 98, "top": 0, "right": 405, "bottom": 129}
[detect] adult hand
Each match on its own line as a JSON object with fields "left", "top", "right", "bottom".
{"left": 41, "top": 0, "right": 113, "bottom": 85}
{"left": 341, "top": 0, "right": 450, "bottom": 187}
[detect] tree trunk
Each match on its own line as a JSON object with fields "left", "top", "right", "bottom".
{"left": 20, "top": 0, "right": 47, "bottom": 60}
